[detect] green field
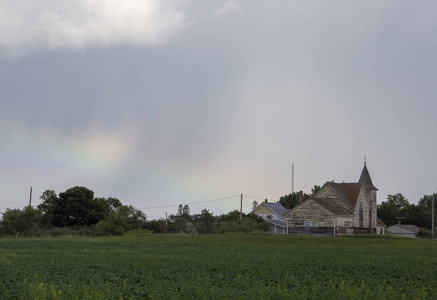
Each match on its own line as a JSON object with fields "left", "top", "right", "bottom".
{"left": 0, "top": 234, "right": 436, "bottom": 299}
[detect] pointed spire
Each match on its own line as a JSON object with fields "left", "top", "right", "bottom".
{"left": 359, "top": 161, "right": 378, "bottom": 191}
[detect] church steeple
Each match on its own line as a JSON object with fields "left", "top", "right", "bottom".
{"left": 359, "top": 160, "right": 377, "bottom": 191}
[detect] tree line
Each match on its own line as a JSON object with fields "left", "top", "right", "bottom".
{"left": 0, "top": 186, "right": 269, "bottom": 237}
{"left": 377, "top": 193, "right": 436, "bottom": 230}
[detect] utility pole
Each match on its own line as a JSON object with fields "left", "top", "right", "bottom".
{"left": 292, "top": 163, "right": 294, "bottom": 194}
{"left": 29, "top": 187, "right": 32, "bottom": 207}
{"left": 240, "top": 193, "right": 243, "bottom": 220}
{"left": 431, "top": 194, "right": 435, "bottom": 239}
{"left": 165, "top": 212, "right": 168, "bottom": 230}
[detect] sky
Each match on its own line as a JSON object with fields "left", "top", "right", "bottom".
{"left": 1, "top": 0, "right": 437, "bottom": 219}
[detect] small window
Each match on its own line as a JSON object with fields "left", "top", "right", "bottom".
{"left": 267, "top": 215, "right": 272, "bottom": 219}
{"left": 344, "top": 221, "right": 351, "bottom": 227}
{"left": 304, "top": 220, "right": 318, "bottom": 227}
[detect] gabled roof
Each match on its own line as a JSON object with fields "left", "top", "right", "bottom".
{"left": 397, "top": 224, "right": 421, "bottom": 233}
{"left": 263, "top": 202, "right": 291, "bottom": 217}
{"left": 376, "top": 217, "right": 385, "bottom": 227}
{"left": 359, "top": 164, "right": 378, "bottom": 191}
{"left": 251, "top": 202, "right": 290, "bottom": 217}
{"left": 264, "top": 218, "right": 286, "bottom": 228}
{"left": 326, "top": 182, "right": 362, "bottom": 209}
{"left": 312, "top": 198, "right": 354, "bottom": 216}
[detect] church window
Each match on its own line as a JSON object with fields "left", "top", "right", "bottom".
{"left": 359, "top": 203, "right": 364, "bottom": 228}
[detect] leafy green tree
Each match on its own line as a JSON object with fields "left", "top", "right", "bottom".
{"left": 216, "top": 210, "right": 269, "bottom": 233}
{"left": 95, "top": 205, "right": 147, "bottom": 236}
{"left": 219, "top": 210, "right": 241, "bottom": 221}
{"left": 195, "top": 209, "right": 216, "bottom": 234}
{"left": 145, "top": 219, "right": 167, "bottom": 234}
{"left": 57, "top": 186, "right": 95, "bottom": 226}
{"left": 387, "top": 193, "right": 409, "bottom": 210}
{"left": 311, "top": 185, "right": 321, "bottom": 196}
{"left": 377, "top": 201, "right": 397, "bottom": 226}
{"left": 38, "top": 187, "right": 120, "bottom": 228}
{"left": 0, "top": 206, "right": 43, "bottom": 236}
{"left": 182, "top": 205, "right": 191, "bottom": 219}
{"left": 38, "top": 190, "right": 59, "bottom": 226}
{"left": 176, "top": 205, "right": 184, "bottom": 218}
{"left": 418, "top": 194, "right": 436, "bottom": 209}
{"left": 251, "top": 201, "right": 259, "bottom": 210}
{"left": 378, "top": 193, "right": 410, "bottom": 226}
{"left": 279, "top": 192, "right": 311, "bottom": 209}
{"left": 405, "top": 193, "right": 437, "bottom": 229}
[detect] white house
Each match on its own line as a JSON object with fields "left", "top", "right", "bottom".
{"left": 251, "top": 201, "right": 290, "bottom": 234}
{"left": 386, "top": 224, "right": 421, "bottom": 238}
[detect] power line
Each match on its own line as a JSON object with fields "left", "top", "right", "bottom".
{"left": 137, "top": 195, "right": 241, "bottom": 210}
{"left": 244, "top": 195, "right": 279, "bottom": 202}
{"left": 243, "top": 195, "right": 266, "bottom": 200}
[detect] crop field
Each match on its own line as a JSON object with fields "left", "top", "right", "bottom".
{"left": 0, "top": 234, "right": 436, "bottom": 299}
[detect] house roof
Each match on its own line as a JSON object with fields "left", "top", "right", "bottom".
{"left": 376, "top": 217, "right": 385, "bottom": 227}
{"left": 326, "top": 182, "right": 362, "bottom": 209}
{"left": 359, "top": 164, "right": 378, "bottom": 191}
{"left": 312, "top": 198, "right": 354, "bottom": 216}
{"left": 263, "top": 202, "right": 291, "bottom": 217}
{"left": 397, "top": 224, "right": 421, "bottom": 233}
{"left": 264, "top": 218, "right": 286, "bottom": 228}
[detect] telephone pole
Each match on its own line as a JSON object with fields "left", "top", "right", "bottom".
{"left": 240, "top": 194, "right": 243, "bottom": 220}
{"left": 29, "top": 187, "right": 32, "bottom": 207}
{"left": 431, "top": 194, "right": 435, "bottom": 239}
{"left": 165, "top": 212, "right": 168, "bottom": 229}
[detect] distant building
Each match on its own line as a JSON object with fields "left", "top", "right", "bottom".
{"left": 284, "top": 162, "right": 384, "bottom": 235}
{"left": 251, "top": 201, "right": 290, "bottom": 234}
{"left": 386, "top": 224, "right": 421, "bottom": 238}
{"left": 376, "top": 218, "right": 386, "bottom": 235}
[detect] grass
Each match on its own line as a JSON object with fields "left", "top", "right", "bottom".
{"left": 0, "top": 234, "right": 436, "bottom": 299}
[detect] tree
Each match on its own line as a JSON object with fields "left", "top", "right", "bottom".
{"left": 95, "top": 205, "right": 147, "bottom": 236}
{"left": 279, "top": 192, "right": 311, "bottom": 209}
{"left": 377, "top": 201, "right": 397, "bottom": 227}
{"left": 182, "top": 205, "right": 191, "bottom": 219}
{"left": 176, "top": 204, "right": 184, "bottom": 218}
{"left": 387, "top": 193, "right": 409, "bottom": 210}
{"left": 195, "top": 209, "right": 216, "bottom": 234}
{"left": 58, "top": 186, "right": 95, "bottom": 226}
{"left": 145, "top": 219, "right": 167, "bottom": 234}
{"left": 38, "top": 190, "right": 58, "bottom": 226}
{"left": 378, "top": 193, "right": 410, "bottom": 226}
{"left": 251, "top": 201, "right": 259, "bottom": 210}
{"left": 0, "top": 206, "right": 43, "bottom": 236}
{"left": 37, "top": 187, "right": 115, "bottom": 228}
{"left": 311, "top": 185, "right": 321, "bottom": 196}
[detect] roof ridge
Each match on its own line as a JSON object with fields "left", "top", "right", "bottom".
{"left": 359, "top": 164, "right": 378, "bottom": 191}
{"left": 326, "top": 182, "right": 353, "bottom": 209}
{"left": 312, "top": 198, "right": 353, "bottom": 216}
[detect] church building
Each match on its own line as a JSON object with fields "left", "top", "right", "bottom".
{"left": 284, "top": 163, "right": 385, "bottom": 235}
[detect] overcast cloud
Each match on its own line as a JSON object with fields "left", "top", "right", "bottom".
{"left": 0, "top": 0, "right": 191, "bottom": 56}
{"left": 1, "top": 1, "right": 437, "bottom": 218}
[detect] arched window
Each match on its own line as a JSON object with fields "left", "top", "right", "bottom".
{"left": 359, "top": 203, "right": 364, "bottom": 228}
